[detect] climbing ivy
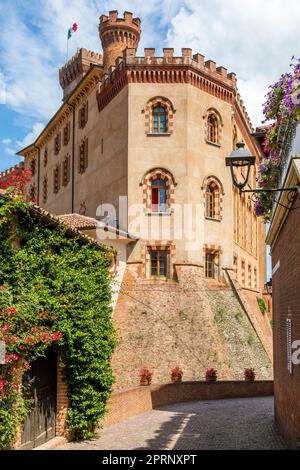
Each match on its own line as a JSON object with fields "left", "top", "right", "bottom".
{"left": 0, "top": 191, "right": 116, "bottom": 446}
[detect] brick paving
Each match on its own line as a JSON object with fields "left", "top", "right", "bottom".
{"left": 55, "top": 397, "right": 287, "bottom": 450}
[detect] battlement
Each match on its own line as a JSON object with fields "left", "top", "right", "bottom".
{"left": 99, "top": 10, "right": 141, "bottom": 73}
{"left": 0, "top": 162, "right": 25, "bottom": 183}
{"left": 97, "top": 47, "right": 254, "bottom": 132}
{"left": 59, "top": 48, "right": 103, "bottom": 101}
{"left": 99, "top": 10, "right": 141, "bottom": 31}
{"left": 123, "top": 47, "right": 237, "bottom": 87}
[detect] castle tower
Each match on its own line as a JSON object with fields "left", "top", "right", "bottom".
{"left": 99, "top": 10, "right": 141, "bottom": 73}
{"left": 59, "top": 48, "right": 102, "bottom": 100}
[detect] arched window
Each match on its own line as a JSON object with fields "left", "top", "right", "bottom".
{"left": 207, "top": 114, "right": 218, "bottom": 144}
{"left": 151, "top": 179, "right": 167, "bottom": 212}
{"left": 205, "top": 182, "right": 220, "bottom": 220}
{"left": 141, "top": 168, "right": 176, "bottom": 214}
{"left": 152, "top": 106, "right": 167, "bottom": 134}
{"left": 233, "top": 125, "right": 238, "bottom": 150}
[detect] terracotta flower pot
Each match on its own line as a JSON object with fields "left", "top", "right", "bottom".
{"left": 245, "top": 377, "right": 255, "bottom": 383}
{"left": 206, "top": 376, "right": 217, "bottom": 382}
{"left": 140, "top": 378, "right": 151, "bottom": 386}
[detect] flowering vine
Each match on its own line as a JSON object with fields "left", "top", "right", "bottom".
{"left": 255, "top": 57, "right": 300, "bottom": 221}
{"left": 0, "top": 178, "right": 115, "bottom": 448}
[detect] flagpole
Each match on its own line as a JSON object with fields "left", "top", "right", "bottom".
{"left": 66, "top": 35, "right": 69, "bottom": 62}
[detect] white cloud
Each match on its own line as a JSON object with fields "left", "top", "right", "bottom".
{"left": 1, "top": 138, "right": 12, "bottom": 145}
{"left": 4, "top": 147, "right": 17, "bottom": 156}
{"left": 17, "top": 122, "right": 45, "bottom": 148}
{"left": 166, "top": 0, "right": 300, "bottom": 126}
{"left": 0, "top": 72, "right": 6, "bottom": 104}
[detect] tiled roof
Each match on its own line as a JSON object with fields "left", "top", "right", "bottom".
{"left": 58, "top": 213, "right": 137, "bottom": 240}
{"left": 58, "top": 213, "right": 98, "bottom": 230}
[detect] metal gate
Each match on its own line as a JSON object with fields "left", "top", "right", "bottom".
{"left": 20, "top": 350, "right": 57, "bottom": 449}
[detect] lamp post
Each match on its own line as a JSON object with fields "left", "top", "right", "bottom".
{"left": 226, "top": 142, "right": 299, "bottom": 197}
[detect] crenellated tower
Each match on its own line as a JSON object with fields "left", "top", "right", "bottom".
{"left": 99, "top": 10, "right": 141, "bottom": 73}
{"left": 59, "top": 48, "right": 103, "bottom": 101}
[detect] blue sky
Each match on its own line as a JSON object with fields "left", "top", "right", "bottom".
{"left": 1, "top": 0, "right": 299, "bottom": 173}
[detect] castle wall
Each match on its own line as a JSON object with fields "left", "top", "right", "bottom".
{"left": 26, "top": 85, "right": 129, "bottom": 219}
{"left": 127, "top": 80, "right": 261, "bottom": 282}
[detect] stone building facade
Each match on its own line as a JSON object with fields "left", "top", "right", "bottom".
{"left": 16, "top": 10, "right": 271, "bottom": 388}
{"left": 18, "top": 10, "right": 265, "bottom": 291}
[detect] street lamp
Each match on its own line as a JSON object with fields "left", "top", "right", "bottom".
{"left": 226, "top": 142, "right": 300, "bottom": 197}
{"left": 225, "top": 142, "right": 256, "bottom": 191}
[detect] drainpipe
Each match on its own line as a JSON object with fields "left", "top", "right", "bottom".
{"left": 34, "top": 144, "right": 40, "bottom": 205}
{"left": 67, "top": 101, "right": 76, "bottom": 213}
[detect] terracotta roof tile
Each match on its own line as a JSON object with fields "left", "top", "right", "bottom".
{"left": 58, "top": 213, "right": 98, "bottom": 230}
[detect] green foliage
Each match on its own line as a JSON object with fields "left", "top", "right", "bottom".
{"left": 0, "top": 195, "right": 116, "bottom": 444}
{"left": 257, "top": 297, "right": 267, "bottom": 315}
{"left": 235, "top": 311, "right": 243, "bottom": 323}
{"left": 215, "top": 308, "right": 225, "bottom": 323}
{"left": 247, "top": 334, "right": 256, "bottom": 347}
{"left": 0, "top": 395, "right": 28, "bottom": 450}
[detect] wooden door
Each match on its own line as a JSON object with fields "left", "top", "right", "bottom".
{"left": 20, "top": 350, "right": 57, "bottom": 449}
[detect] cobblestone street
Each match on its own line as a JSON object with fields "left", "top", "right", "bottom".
{"left": 56, "top": 397, "right": 287, "bottom": 450}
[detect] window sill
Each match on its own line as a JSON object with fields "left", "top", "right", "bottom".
{"left": 205, "top": 217, "right": 221, "bottom": 222}
{"left": 206, "top": 140, "right": 221, "bottom": 148}
{"left": 146, "top": 211, "right": 172, "bottom": 217}
{"left": 146, "top": 133, "right": 171, "bottom": 137}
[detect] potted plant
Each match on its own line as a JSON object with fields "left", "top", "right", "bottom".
{"left": 244, "top": 368, "right": 256, "bottom": 382}
{"left": 171, "top": 367, "right": 183, "bottom": 383}
{"left": 205, "top": 368, "right": 217, "bottom": 382}
{"left": 139, "top": 368, "right": 153, "bottom": 386}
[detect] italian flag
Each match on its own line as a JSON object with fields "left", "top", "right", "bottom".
{"left": 68, "top": 23, "right": 78, "bottom": 39}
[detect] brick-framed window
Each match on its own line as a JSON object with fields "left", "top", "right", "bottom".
{"left": 203, "top": 244, "right": 223, "bottom": 280}
{"left": 54, "top": 133, "right": 61, "bottom": 155}
{"left": 254, "top": 268, "right": 257, "bottom": 289}
{"left": 78, "top": 138, "right": 88, "bottom": 174}
{"left": 62, "top": 154, "right": 71, "bottom": 187}
{"left": 44, "top": 148, "right": 48, "bottom": 167}
{"left": 233, "top": 124, "right": 238, "bottom": 150}
{"left": 241, "top": 260, "right": 245, "bottom": 287}
{"left": 233, "top": 255, "right": 238, "bottom": 274}
{"left": 62, "top": 154, "right": 70, "bottom": 186}
{"left": 144, "top": 96, "right": 175, "bottom": 136}
{"left": 30, "top": 158, "right": 36, "bottom": 176}
{"left": 140, "top": 168, "right": 176, "bottom": 215}
{"left": 248, "top": 264, "right": 252, "bottom": 288}
{"left": 203, "top": 108, "right": 223, "bottom": 146}
{"left": 29, "top": 184, "right": 36, "bottom": 202}
{"left": 43, "top": 176, "right": 48, "bottom": 204}
{"left": 79, "top": 101, "right": 88, "bottom": 129}
{"left": 63, "top": 122, "right": 71, "bottom": 146}
{"left": 202, "top": 176, "right": 224, "bottom": 221}
{"left": 143, "top": 242, "right": 175, "bottom": 279}
{"left": 53, "top": 165, "right": 61, "bottom": 194}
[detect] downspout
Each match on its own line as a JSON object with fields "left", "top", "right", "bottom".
{"left": 67, "top": 101, "right": 76, "bottom": 213}
{"left": 34, "top": 144, "right": 40, "bottom": 205}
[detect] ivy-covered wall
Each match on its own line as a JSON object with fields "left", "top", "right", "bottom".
{"left": 0, "top": 192, "right": 116, "bottom": 449}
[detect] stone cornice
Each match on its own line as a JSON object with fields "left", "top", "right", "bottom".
{"left": 18, "top": 66, "right": 102, "bottom": 158}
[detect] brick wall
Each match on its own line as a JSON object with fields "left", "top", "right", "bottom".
{"left": 272, "top": 194, "right": 300, "bottom": 449}
{"left": 56, "top": 355, "right": 69, "bottom": 437}
{"left": 103, "top": 381, "right": 273, "bottom": 428}
{"left": 112, "top": 264, "right": 273, "bottom": 391}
